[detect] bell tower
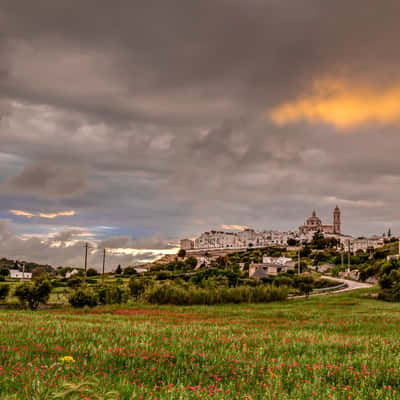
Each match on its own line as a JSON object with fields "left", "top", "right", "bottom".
{"left": 333, "top": 206, "right": 341, "bottom": 234}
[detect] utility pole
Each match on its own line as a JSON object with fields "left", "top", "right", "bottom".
{"left": 83, "top": 242, "right": 88, "bottom": 283}
{"left": 298, "top": 248, "right": 301, "bottom": 274}
{"left": 102, "top": 248, "right": 106, "bottom": 286}
{"left": 347, "top": 240, "right": 351, "bottom": 273}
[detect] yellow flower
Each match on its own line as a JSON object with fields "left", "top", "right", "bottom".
{"left": 59, "top": 355, "right": 75, "bottom": 363}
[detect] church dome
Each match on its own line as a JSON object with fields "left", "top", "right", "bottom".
{"left": 306, "top": 211, "right": 322, "bottom": 226}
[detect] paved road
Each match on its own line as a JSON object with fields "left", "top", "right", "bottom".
{"left": 289, "top": 275, "right": 373, "bottom": 299}
{"left": 320, "top": 275, "right": 373, "bottom": 292}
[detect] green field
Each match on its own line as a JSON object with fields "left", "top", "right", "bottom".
{"left": 1, "top": 288, "right": 400, "bottom": 399}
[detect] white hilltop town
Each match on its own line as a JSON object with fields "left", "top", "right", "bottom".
{"left": 180, "top": 207, "right": 385, "bottom": 254}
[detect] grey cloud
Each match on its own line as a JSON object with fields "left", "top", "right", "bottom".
{"left": 8, "top": 160, "right": 88, "bottom": 198}
{"left": 0, "top": 220, "right": 172, "bottom": 269}
{"left": 98, "top": 235, "right": 174, "bottom": 250}
{"left": 0, "top": 0, "right": 399, "bottom": 249}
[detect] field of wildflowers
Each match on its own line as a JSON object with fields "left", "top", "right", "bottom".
{"left": 1, "top": 289, "right": 400, "bottom": 399}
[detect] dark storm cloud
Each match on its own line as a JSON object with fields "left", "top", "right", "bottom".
{"left": 0, "top": 1, "right": 400, "bottom": 265}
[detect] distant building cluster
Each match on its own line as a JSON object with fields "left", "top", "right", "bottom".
{"left": 180, "top": 206, "right": 387, "bottom": 255}
{"left": 180, "top": 228, "right": 301, "bottom": 251}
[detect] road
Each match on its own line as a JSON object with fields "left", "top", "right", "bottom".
{"left": 320, "top": 275, "right": 373, "bottom": 292}
{"left": 289, "top": 275, "right": 373, "bottom": 299}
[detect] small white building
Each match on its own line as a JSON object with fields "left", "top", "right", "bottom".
{"left": 9, "top": 269, "right": 32, "bottom": 279}
{"left": 341, "top": 236, "right": 384, "bottom": 253}
{"left": 249, "top": 256, "right": 295, "bottom": 278}
{"left": 65, "top": 269, "right": 79, "bottom": 278}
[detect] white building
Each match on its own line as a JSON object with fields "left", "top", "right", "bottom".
{"left": 341, "top": 236, "right": 384, "bottom": 253}
{"left": 249, "top": 256, "right": 295, "bottom": 278}
{"left": 180, "top": 239, "right": 194, "bottom": 250}
{"left": 65, "top": 269, "right": 79, "bottom": 278}
{"left": 9, "top": 269, "right": 32, "bottom": 279}
{"left": 185, "top": 228, "right": 302, "bottom": 250}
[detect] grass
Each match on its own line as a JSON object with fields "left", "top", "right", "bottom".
{"left": 1, "top": 288, "right": 400, "bottom": 399}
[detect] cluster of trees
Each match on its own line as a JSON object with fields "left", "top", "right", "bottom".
{"left": 378, "top": 259, "right": 400, "bottom": 301}
{"left": 310, "top": 231, "right": 340, "bottom": 250}
{"left": 0, "top": 278, "right": 53, "bottom": 310}
{"left": 69, "top": 283, "right": 129, "bottom": 307}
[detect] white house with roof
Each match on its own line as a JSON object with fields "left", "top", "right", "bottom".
{"left": 9, "top": 269, "right": 32, "bottom": 279}
{"left": 249, "top": 256, "right": 295, "bottom": 278}
{"left": 65, "top": 269, "right": 79, "bottom": 278}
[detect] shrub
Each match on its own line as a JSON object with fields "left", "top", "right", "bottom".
{"left": 14, "top": 278, "right": 52, "bottom": 310}
{"left": 0, "top": 268, "right": 9, "bottom": 277}
{"left": 123, "top": 266, "right": 137, "bottom": 276}
{"left": 143, "top": 282, "right": 288, "bottom": 305}
{"left": 69, "top": 287, "right": 98, "bottom": 308}
{"left": 97, "top": 285, "right": 128, "bottom": 305}
{"left": 185, "top": 256, "right": 197, "bottom": 269}
{"left": 156, "top": 271, "right": 173, "bottom": 280}
{"left": 293, "top": 275, "right": 314, "bottom": 297}
{"left": 0, "top": 284, "right": 10, "bottom": 301}
{"left": 67, "top": 275, "right": 83, "bottom": 289}
{"left": 274, "top": 276, "right": 293, "bottom": 287}
{"left": 129, "top": 278, "right": 153, "bottom": 299}
{"left": 86, "top": 268, "right": 99, "bottom": 277}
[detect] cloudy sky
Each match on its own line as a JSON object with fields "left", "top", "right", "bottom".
{"left": 1, "top": 0, "right": 400, "bottom": 268}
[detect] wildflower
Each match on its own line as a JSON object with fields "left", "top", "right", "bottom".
{"left": 59, "top": 355, "right": 75, "bottom": 364}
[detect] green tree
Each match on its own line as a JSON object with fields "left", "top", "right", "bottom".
{"left": 14, "top": 278, "right": 52, "bottom": 310}
{"left": 86, "top": 268, "right": 99, "bottom": 277}
{"left": 0, "top": 284, "right": 10, "bottom": 301}
{"left": 185, "top": 256, "right": 197, "bottom": 270}
{"left": 69, "top": 287, "right": 98, "bottom": 308}
{"left": 115, "top": 265, "right": 123, "bottom": 274}
{"left": 123, "top": 266, "right": 137, "bottom": 276}
{"left": 178, "top": 249, "right": 186, "bottom": 258}
{"left": 0, "top": 268, "right": 10, "bottom": 277}
{"left": 287, "top": 238, "right": 300, "bottom": 246}
{"left": 294, "top": 275, "right": 314, "bottom": 297}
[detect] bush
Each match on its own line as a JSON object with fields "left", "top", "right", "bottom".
{"left": 143, "top": 282, "right": 288, "bottom": 305}
{"left": 69, "top": 287, "right": 98, "bottom": 308}
{"left": 156, "top": 271, "right": 173, "bottom": 280}
{"left": 86, "top": 268, "right": 99, "bottom": 277}
{"left": 273, "top": 276, "right": 293, "bottom": 288}
{"left": 0, "top": 268, "right": 9, "bottom": 277}
{"left": 0, "top": 284, "right": 10, "bottom": 301}
{"left": 67, "top": 276, "right": 83, "bottom": 289}
{"left": 294, "top": 275, "right": 314, "bottom": 297}
{"left": 14, "top": 278, "right": 52, "bottom": 310}
{"left": 129, "top": 278, "right": 153, "bottom": 299}
{"left": 123, "top": 266, "right": 137, "bottom": 276}
{"left": 97, "top": 285, "right": 128, "bottom": 305}
{"left": 185, "top": 256, "right": 197, "bottom": 269}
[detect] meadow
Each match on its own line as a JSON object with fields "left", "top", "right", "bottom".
{"left": 1, "top": 288, "right": 400, "bottom": 399}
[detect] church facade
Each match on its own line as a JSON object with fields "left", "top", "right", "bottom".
{"left": 299, "top": 206, "right": 341, "bottom": 235}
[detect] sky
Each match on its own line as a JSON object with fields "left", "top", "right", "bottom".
{"left": 1, "top": 0, "right": 400, "bottom": 269}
